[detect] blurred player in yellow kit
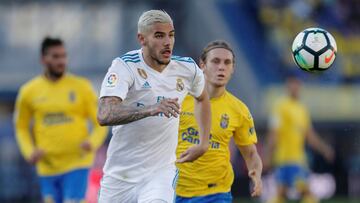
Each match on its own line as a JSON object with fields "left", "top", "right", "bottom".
{"left": 14, "top": 37, "right": 108, "bottom": 203}
{"left": 265, "top": 75, "right": 334, "bottom": 203}
{"left": 176, "top": 40, "right": 263, "bottom": 203}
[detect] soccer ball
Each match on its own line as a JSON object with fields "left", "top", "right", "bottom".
{"left": 292, "top": 27, "right": 337, "bottom": 72}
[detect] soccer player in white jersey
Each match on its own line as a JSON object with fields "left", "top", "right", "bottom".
{"left": 97, "top": 10, "right": 211, "bottom": 203}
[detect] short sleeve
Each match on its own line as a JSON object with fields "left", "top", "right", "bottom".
{"left": 99, "top": 58, "right": 134, "bottom": 100}
{"left": 188, "top": 63, "right": 205, "bottom": 98}
{"left": 233, "top": 107, "right": 258, "bottom": 147}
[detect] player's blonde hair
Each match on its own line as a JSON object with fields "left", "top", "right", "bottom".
{"left": 138, "top": 10, "right": 173, "bottom": 34}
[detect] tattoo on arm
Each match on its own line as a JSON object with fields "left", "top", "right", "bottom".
{"left": 97, "top": 96, "right": 152, "bottom": 126}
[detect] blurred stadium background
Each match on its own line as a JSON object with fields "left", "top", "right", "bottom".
{"left": 0, "top": 0, "right": 359, "bottom": 202}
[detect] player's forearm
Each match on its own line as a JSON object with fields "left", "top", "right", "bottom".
{"left": 241, "top": 145, "right": 263, "bottom": 177}
{"left": 247, "top": 151, "right": 263, "bottom": 178}
{"left": 194, "top": 93, "right": 211, "bottom": 149}
{"left": 15, "top": 129, "right": 35, "bottom": 160}
{"left": 97, "top": 97, "right": 153, "bottom": 126}
{"left": 307, "top": 130, "right": 331, "bottom": 156}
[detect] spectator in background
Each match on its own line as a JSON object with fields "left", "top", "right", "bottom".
{"left": 14, "top": 37, "right": 108, "bottom": 203}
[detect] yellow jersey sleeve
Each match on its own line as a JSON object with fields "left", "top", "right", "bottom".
{"left": 233, "top": 105, "right": 257, "bottom": 147}
{"left": 14, "top": 86, "right": 35, "bottom": 160}
{"left": 81, "top": 80, "right": 108, "bottom": 149}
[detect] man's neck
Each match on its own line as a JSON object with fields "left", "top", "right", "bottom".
{"left": 289, "top": 94, "right": 299, "bottom": 101}
{"left": 142, "top": 50, "right": 167, "bottom": 73}
{"left": 44, "top": 72, "right": 63, "bottom": 82}
{"left": 207, "top": 84, "right": 226, "bottom": 99}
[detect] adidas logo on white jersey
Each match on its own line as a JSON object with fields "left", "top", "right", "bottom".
{"left": 142, "top": 81, "right": 151, "bottom": 89}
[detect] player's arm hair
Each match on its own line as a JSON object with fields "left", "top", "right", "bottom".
{"left": 97, "top": 96, "right": 153, "bottom": 126}
{"left": 193, "top": 90, "right": 211, "bottom": 149}
{"left": 239, "top": 144, "right": 263, "bottom": 178}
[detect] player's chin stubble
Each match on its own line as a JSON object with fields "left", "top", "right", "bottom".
{"left": 152, "top": 55, "right": 170, "bottom": 66}
{"left": 47, "top": 65, "right": 65, "bottom": 79}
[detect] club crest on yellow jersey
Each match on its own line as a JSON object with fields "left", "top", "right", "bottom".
{"left": 176, "top": 78, "right": 185, "bottom": 92}
{"left": 220, "top": 113, "right": 229, "bottom": 129}
{"left": 69, "top": 91, "right": 76, "bottom": 103}
{"left": 137, "top": 68, "right": 148, "bottom": 79}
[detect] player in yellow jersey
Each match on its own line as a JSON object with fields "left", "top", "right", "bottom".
{"left": 265, "top": 75, "right": 334, "bottom": 203}
{"left": 176, "top": 40, "right": 263, "bottom": 202}
{"left": 14, "top": 37, "right": 108, "bottom": 203}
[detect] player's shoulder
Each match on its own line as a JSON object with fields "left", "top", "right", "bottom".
{"left": 272, "top": 96, "right": 289, "bottom": 109}
{"left": 19, "top": 75, "right": 45, "bottom": 93}
{"left": 171, "top": 55, "right": 197, "bottom": 72}
{"left": 65, "top": 74, "right": 92, "bottom": 87}
{"left": 171, "top": 55, "right": 196, "bottom": 64}
{"left": 109, "top": 50, "right": 142, "bottom": 74}
{"left": 225, "top": 91, "right": 251, "bottom": 115}
{"left": 171, "top": 55, "right": 196, "bottom": 66}
{"left": 116, "top": 50, "right": 141, "bottom": 65}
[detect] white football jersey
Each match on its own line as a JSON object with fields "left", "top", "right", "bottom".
{"left": 99, "top": 49, "right": 205, "bottom": 183}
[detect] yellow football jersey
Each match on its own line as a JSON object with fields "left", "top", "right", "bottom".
{"left": 176, "top": 91, "right": 257, "bottom": 197}
{"left": 14, "top": 74, "right": 108, "bottom": 176}
{"left": 270, "top": 96, "right": 311, "bottom": 166}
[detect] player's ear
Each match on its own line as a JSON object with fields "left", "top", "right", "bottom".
{"left": 40, "top": 55, "right": 46, "bottom": 66}
{"left": 137, "top": 33, "right": 146, "bottom": 46}
{"left": 199, "top": 60, "right": 206, "bottom": 70}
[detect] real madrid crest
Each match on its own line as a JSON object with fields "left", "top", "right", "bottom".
{"left": 176, "top": 78, "right": 185, "bottom": 92}
{"left": 220, "top": 113, "right": 229, "bottom": 129}
{"left": 137, "top": 68, "right": 148, "bottom": 79}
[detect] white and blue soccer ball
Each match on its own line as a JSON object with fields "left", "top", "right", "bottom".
{"left": 292, "top": 27, "right": 337, "bottom": 72}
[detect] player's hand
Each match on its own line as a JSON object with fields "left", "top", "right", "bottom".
{"left": 248, "top": 169, "right": 262, "bottom": 197}
{"left": 80, "top": 140, "right": 93, "bottom": 152}
{"left": 28, "top": 149, "right": 45, "bottom": 164}
{"left": 150, "top": 98, "right": 180, "bottom": 118}
{"left": 176, "top": 144, "right": 208, "bottom": 163}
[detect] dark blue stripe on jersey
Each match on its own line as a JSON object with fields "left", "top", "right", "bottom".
{"left": 172, "top": 58, "right": 194, "bottom": 63}
{"left": 171, "top": 55, "right": 194, "bottom": 63}
{"left": 171, "top": 55, "right": 189, "bottom": 60}
{"left": 121, "top": 54, "right": 139, "bottom": 58}
{"left": 121, "top": 55, "right": 140, "bottom": 60}
{"left": 115, "top": 57, "right": 139, "bottom": 62}
{"left": 121, "top": 53, "right": 139, "bottom": 57}
{"left": 123, "top": 59, "right": 141, "bottom": 63}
